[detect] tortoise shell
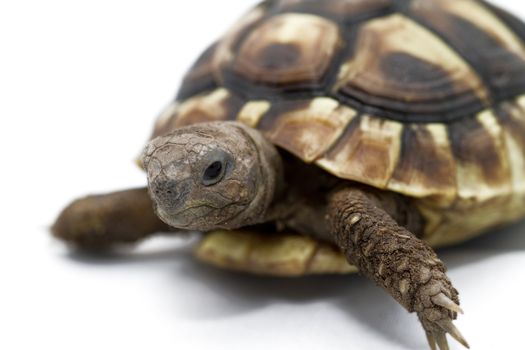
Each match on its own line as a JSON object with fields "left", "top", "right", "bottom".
{"left": 194, "top": 230, "right": 358, "bottom": 276}
{"left": 151, "top": 0, "right": 525, "bottom": 249}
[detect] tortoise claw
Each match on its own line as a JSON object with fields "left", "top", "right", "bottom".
{"left": 438, "top": 319, "right": 470, "bottom": 349}
{"left": 432, "top": 293, "right": 464, "bottom": 315}
{"left": 422, "top": 320, "right": 470, "bottom": 350}
{"left": 435, "top": 332, "right": 450, "bottom": 350}
{"left": 425, "top": 332, "right": 437, "bottom": 350}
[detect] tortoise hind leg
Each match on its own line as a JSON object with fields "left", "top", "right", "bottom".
{"left": 326, "top": 188, "right": 469, "bottom": 350}
{"left": 52, "top": 187, "right": 172, "bottom": 250}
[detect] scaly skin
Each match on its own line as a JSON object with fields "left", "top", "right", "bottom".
{"left": 327, "top": 188, "right": 469, "bottom": 350}
{"left": 52, "top": 188, "right": 171, "bottom": 249}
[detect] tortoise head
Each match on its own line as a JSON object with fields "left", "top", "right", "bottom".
{"left": 142, "top": 122, "right": 283, "bottom": 231}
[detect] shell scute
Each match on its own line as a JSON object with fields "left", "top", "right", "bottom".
{"left": 335, "top": 14, "right": 488, "bottom": 120}
{"left": 316, "top": 115, "right": 403, "bottom": 189}
{"left": 498, "top": 100, "right": 525, "bottom": 195}
{"left": 237, "top": 100, "right": 272, "bottom": 128}
{"left": 152, "top": 89, "right": 245, "bottom": 139}
{"left": 447, "top": 111, "right": 512, "bottom": 205}
{"left": 259, "top": 97, "right": 357, "bottom": 162}
{"left": 195, "top": 230, "right": 357, "bottom": 276}
{"left": 233, "top": 13, "right": 341, "bottom": 87}
{"left": 388, "top": 124, "right": 457, "bottom": 204}
{"left": 212, "top": 4, "right": 267, "bottom": 78}
{"left": 409, "top": 0, "right": 525, "bottom": 100}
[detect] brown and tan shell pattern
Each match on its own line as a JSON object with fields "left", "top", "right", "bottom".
{"left": 151, "top": 0, "right": 525, "bottom": 248}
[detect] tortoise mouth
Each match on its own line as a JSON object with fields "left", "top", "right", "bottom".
{"left": 155, "top": 200, "right": 251, "bottom": 231}
{"left": 154, "top": 206, "right": 198, "bottom": 229}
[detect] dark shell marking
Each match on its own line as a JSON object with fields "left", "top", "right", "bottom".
{"left": 389, "top": 124, "right": 457, "bottom": 202}
{"left": 334, "top": 14, "right": 488, "bottom": 121}
{"left": 152, "top": 0, "right": 525, "bottom": 245}
{"left": 176, "top": 43, "right": 219, "bottom": 101}
{"left": 233, "top": 13, "right": 341, "bottom": 87}
{"left": 408, "top": 0, "right": 525, "bottom": 101}
{"left": 273, "top": 0, "right": 395, "bottom": 24}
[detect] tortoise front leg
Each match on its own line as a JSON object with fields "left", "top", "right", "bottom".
{"left": 326, "top": 188, "right": 469, "bottom": 350}
{"left": 52, "top": 188, "right": 172, "bottom": 250}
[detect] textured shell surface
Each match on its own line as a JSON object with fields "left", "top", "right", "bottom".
{"left": 195, "top": 230, "right": 358, "bottom": 276}
{"left": 152, "top": 0, "right": 525, "bottom": 247}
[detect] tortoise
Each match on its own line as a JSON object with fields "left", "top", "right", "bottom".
{"left": 52, "top": 0, "right": 525, "bottom": 349}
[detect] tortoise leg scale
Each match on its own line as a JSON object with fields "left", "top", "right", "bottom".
{"left": 327, "top": 188, "right": 469, "bottom": 350}
{"left": 52, "top": 188, "right": 172, "bottom": 250}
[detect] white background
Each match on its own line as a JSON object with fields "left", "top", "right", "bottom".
{"left": 1, "top": 1, "right": 525, "bottom": 349}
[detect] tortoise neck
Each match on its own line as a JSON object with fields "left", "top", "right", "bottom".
{"left": 227, "top": 123, "right": 286, "bottom": 228}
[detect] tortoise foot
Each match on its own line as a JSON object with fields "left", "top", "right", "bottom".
{"left": 52, "top": 188, "right": 170, "bottom": 249}
{"left": 417, "top": 288, "right": 469, "bottom": 350}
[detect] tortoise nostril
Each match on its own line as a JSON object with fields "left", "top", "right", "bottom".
{"left": 151, "top": 180, "right": 179, "bottom": 200}
{"left": 149, "top": 179, "right": 191, "bottom": 213}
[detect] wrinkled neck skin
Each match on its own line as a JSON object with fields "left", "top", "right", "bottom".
{"left": 227, "top": 124, "right": 286, "bottom": 229}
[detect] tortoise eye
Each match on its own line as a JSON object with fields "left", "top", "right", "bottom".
{"left": 202, "top": 161, "right": 224, "bottom": 186}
